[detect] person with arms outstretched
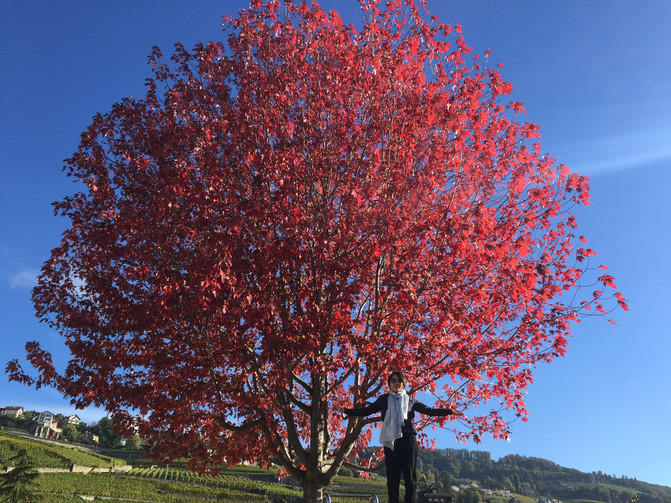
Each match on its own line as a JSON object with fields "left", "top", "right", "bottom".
{"left": 341, "top": 371, "right": 462, "bottom": 503}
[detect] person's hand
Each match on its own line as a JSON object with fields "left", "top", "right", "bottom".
{"left": 333, "top": 404, "right": 350, "bottom": 418}
{"left": 448, "top": 406, "right": 464, "bottom": 416}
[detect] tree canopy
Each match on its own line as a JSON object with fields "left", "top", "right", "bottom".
{"left": 7, "top": 0, "right": 626, "bottom": 501}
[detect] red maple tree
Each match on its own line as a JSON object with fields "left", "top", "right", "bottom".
{"left": 7, "top": 1, "right": 627, "bottom": 500}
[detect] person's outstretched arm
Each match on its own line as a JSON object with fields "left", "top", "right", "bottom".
{"left": 413, "top": 400, "right": 463, "bottom": 417}
{"left": 343, "top": 396, "right": 384, "bottom": 417}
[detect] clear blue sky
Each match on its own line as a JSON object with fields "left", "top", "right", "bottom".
{"left": 1, "top": 0, "right": 669, "bottom": 488}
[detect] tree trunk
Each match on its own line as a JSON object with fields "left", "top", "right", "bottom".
{"left": 303, "top": 373, "right": 328, "bottom": 502}
{"left": 302, "top": 478, "right": 326, "bottom": 503}
{"left": 279, "top": 370, "right": 367, "bottom": 502}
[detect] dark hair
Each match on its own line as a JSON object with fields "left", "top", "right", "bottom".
{"left": 387, "top": 371, "right": 408, "bottom": 387}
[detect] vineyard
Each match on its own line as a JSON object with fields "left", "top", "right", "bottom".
{"left": 34, "top": 470, "right": 285, "bottom": 502}
{"left": 0, "top": 431, "right": 123, "bottom": 469}
{"left": 0, "top": 431, "right": 387, "bottom": 502}
{"left": 31, "top": 467, "right": 385, "bottom": 502}
{"left": 128, "top": 466, "right": 301, "bottom": 499}
{"left": 123, "top": 466, "right": 386, "bottom": 501}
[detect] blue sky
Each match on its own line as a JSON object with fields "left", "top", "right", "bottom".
{"left": 1, "top": 0, "right": 670, "bottom": 488}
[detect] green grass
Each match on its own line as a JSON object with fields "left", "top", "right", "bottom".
{"left": 36, "top": 473, "right": 161, "bottom": 500}
{"left": 36, "top": 473, "right": 280, "bottom": 503}
{"left": 32, "top": 494, "right": 84, "bottom": 503}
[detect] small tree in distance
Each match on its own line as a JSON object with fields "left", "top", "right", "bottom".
{"left": 91, "top": 417, "right": 121, "bottom": 448}
{"left": 61, "top": 423, "right": 78, "bottom": 443}
{"left": 7, "top": 1, "right": 627, "bottom": 501}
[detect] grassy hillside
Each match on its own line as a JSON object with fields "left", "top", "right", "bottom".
{"left": 0, "top": 431, "right": 124, "bottom": 469}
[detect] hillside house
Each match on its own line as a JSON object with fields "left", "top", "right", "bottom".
{"left": 0, "top": 406, "right": 23, "bottom": 419}
{"left": 57, "top": 414, "right": 83, "bottom": 428}
{"left": 33, "top": 411, "right": 62, "bottom": 440}
{"left": 35, "top": 411, "right": 54, "bottom": 427}
{"left": 78, "top": 432, "right": 99, "bottom": 444}
{"left": 421, "top": 483, "right": 452, "bottom": 503}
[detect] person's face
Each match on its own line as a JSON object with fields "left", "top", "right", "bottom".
{"left": 388, "top": 375, "right": 405, "bottom": 393}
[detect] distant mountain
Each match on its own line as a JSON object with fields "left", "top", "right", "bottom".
{"left": 416, "top": 448, "right": 671, "bottom": 503}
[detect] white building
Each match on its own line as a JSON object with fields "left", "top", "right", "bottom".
{"left": 33, "top": 411, "right": 61, "bottom": 440}
{"left": 0, "top": 406, "right": 23, "bottom": 419}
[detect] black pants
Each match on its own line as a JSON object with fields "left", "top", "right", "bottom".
{"left": 384, "top": 433, "right": 418, "bottom": 503}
